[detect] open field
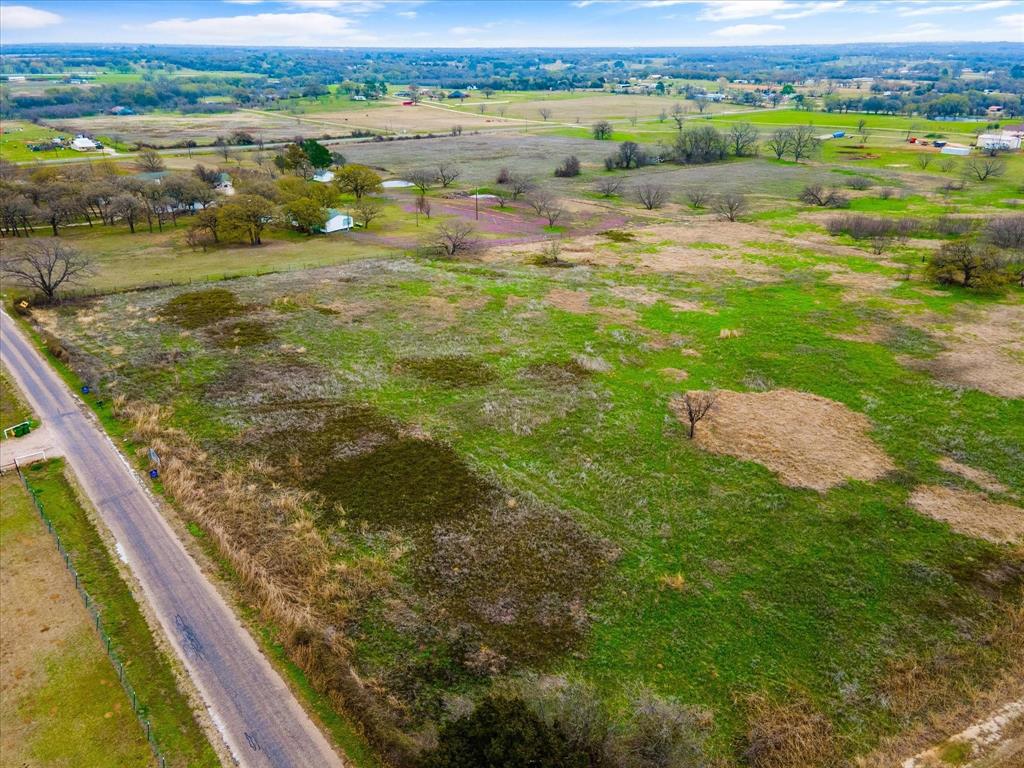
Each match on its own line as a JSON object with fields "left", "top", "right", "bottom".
{"left": 41, "top": 110, "right": 328, "bottom": 147}
{"left": 0, "top": 468, "right": 153, "bottom": 766}
{"left": 0, "top": 120, "right": 74, "bottom": 162}
{"left": 24, "top": 120, "right": 1024, "bottom": 766}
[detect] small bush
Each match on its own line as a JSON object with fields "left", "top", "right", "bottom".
{"left": 926, "top": 241, "right": 1011, "bottom": 291}
{"left": 742, "top": 694, "right": 839, "bottom": 768}
{"left": 600, "top": 229, "right": 636, "bottom": 243}
{"left": 496, "top": 166, "right": 511, "bottom": 184}
{"left": 846, "top": 176, "right": 873, "bottom": 190}
{"left": 161, "top": 288, "right": 245, "bottom": 328}
{"left": 932, "top": 216, "right": 974, "bottom": 236}
{"left": 554, "top": 156, "right": 581, "bottom": 178}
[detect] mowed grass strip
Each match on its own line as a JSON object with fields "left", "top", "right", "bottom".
{"left": 0, "top": 470, "right": 153, "bottom": 767}
{"left": 20, "top": 460, "right": 220, "bottom": 768}
{"left": 1, "top": 365, "right": 35, "bottom": 436}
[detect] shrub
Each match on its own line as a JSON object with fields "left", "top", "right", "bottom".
{"left": 983, "top": 214, "right": 1024, "bottom": 251}
{"left": 932, "top": 216, "right": 974, "bottom": 236}
{"left": 423, "top": 696, "right": 582, "bottom": 768}
{"left": 799, "top": 184, "right": 848, "bottom": 208}
{"left": 846, "top": 176, "right": 873, "bottom": 190}
{"left": 555, "top": 156, "right": 582, "bottom": 178}
{"left": 926, "top": 241, "right": 1011, "bottom": 291}
{"left": 620, "top": 689, "right": 709, "bottom": 768}
{"left": 742, "top": 694, "right": 839, "bottom": 768}
{"left": 496, "top": 166, "right": 511, "bottom": 184}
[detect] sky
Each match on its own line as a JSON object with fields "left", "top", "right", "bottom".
{"left": 1, "top": 0, "right": 1022, "bottom": 48}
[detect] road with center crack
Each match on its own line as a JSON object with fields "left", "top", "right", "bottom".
{"left": 1, "top": 309, "right": 344, "bottom": 768}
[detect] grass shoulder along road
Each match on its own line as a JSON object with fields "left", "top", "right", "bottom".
{"left": 13, "top": 459, "right": 221, "bottom": 768}
{"left": 0, "top": 468, "right": 154, "bottom": 766}
{"left": 1, "top": 365, "right": 35, "bottom": 436}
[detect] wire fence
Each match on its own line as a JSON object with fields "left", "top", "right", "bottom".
{"left": 16, "top": 464, "right": 169, "bottom": 768}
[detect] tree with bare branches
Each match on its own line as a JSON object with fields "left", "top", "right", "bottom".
{"left": 539, "top": 107, "right": 552, "bottom": 121}
{"left": 634, "top": 182, "right": 670, "bottom": 210}
{"left": 1, "top": 239, "right": 94, "bottom": 301}
{"left": 765, "top": 128, "right": 792, "bottom": 160}
{"left": 727, "top": 122, "right": 759, "bottom": 157}
{"left": 408, "top": 169, "right": 437, "bottom": 196}
{"left": 965, "top": 155, "right": 1006, "bottom": 182}
{"left": 592, "top": 120, "right": 613, "bottom": 140}
{"left": 437, "top": 162, "right": 462, "bottom": 187}
{"left": 713, "top": 192, "right": 748, "bottom": 221}
{"left": 508, "top": 174, "right": 535, "bottom": 200}
{"left": 434, "top": 221, "right": 479, "bottom": 257}
{"left": 681, "top": 390, "right": 717, "bottom": 439}
{"left": 136, "top": 148, "right": 166, "bottom": 172}
{"left": 595, "top": 177, "right": 624, "bottom": 197}
{"left": 686, "top": 188, "right": 710, "bottom": 209}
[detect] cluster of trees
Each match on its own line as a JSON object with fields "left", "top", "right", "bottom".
{"left": 2, "top": 75, "right": 255, "bottom": 120}
{"left": 0, "top": 157, "right": 217, "bottom": 238}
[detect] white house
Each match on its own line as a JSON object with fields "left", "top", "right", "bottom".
{"left": 321, "top": 209, "right": 353, "bottom": 233}
{"left": 313, "top": 169, "right": 335, "bottom": 183}
{"left": 977, "top": 132, "right": 1022, "bottom": 151}
{"left": 71, "top": 135, "right": 99, "bottom": 151}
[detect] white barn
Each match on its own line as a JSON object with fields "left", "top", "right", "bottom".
{"left": 71, "top": 135, "right": 99, "bottom": 151}
{"left": 322, "top": 209, "right": 353, "bottom": 233}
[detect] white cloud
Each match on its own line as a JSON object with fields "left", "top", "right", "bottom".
{"left": 0, "top": 4, "right": 62, "bottom": 29}
{"left": 287, "top": 0, "right": 384, "bottom": 10}
{"left": 711, "top": 22, "right": 785, "bottom": 36}
{"left": 143, "top": 12, "right": 375, "bottom": 45}
{"left": 996, "top": 11, "right": 1024, "bottom": 25}
{"left": 397, "top": 10, "right": 417, "bottom": 17}
{"left": 699, "top": 1, "right": 793, "bottom": 20}
{"left": 898, "top": 0, "right": 1011, "bottom": 17}
{"left": 224, "top": 1, "right": 264, "bottom": 5}
{"left": 776, "top": 1, "right": 846, "bottom": 19}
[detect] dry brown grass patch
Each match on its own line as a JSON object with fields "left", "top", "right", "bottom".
{"left": 908, "top": 486, "right": 1024, "bottom": 544}
{"left": 905, "top": 303, "right": 1024, "bottom": 399}
{"left": 937, "top": 458, "right": 1010, "bottom": 495}
{"left": 673, "top": 389, "right": 895, "bottom": 492}
{"left": 740, "top": 693, "right": 841, "bottom": 768}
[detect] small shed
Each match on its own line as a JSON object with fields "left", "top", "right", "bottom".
{"left": 941, "top": 145, "right": 971, "bottom": 156}
{"left": 312, "top": 170, "right": 335, "bottom": 183}
{"left": 321, "top": 209, "right": 353, "bottom": 233}
{"left": 215, "top": 173, "right": 235, "bottom": 195}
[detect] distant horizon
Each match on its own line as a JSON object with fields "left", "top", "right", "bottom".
{"left": 2, "top": 1, "right": 1023, "bottom": 48}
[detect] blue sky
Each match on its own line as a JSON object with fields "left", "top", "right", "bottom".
{"left": 1, "top": 1, "right": 1022, "bottom": 47}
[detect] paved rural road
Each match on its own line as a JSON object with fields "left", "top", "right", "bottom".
{"left": 0, "top": 309, "right": 344, "bottom": 768}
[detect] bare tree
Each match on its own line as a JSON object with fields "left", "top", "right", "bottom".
{"left": 726, "top": 122, "right": 759, "bottom": 157}
{"left": 685, "top": 188, "right": 710, "bottom": 209}
{"left": 634, "top": 182, "right": 670, "bottom": 210}
{"left": 539, "top": 107, "right": 552, "bottom": 121}
{"left": 915, "top": 154, "right": 932, "bottom": 170}
{"left": 1, "top": 239, "right": 94, "bottom": 301}
{"left": 680, "top": 390, "right": 717, "bottom": 439}
{"left": 764, "top": 128, "right": 792, "bottom": 160}
{"left": 595, "top": 177, "right": 624, "bottom": 197}
{"left": 670, "top": 102, "right": 686, "bottom": 132}
{"left": 508, "top": 174, "right": 535, "bottom": 200}
{"left": 965, "top": 155, "right": 1006, "bottom": 182}
{"left": 712, "top": 192, "right": 748, "bottom": 221}
{"left": 136, "top": 148, "right": 166, "bottom": 172}
{"left": 526, "top": 189, "right": 556, "bottom": 217}
{"left": 477, "top": 103, "right": 487, "bottom": 115}
{"left": 789, "top": 125, "right": 821, "bottom": 161}
{"left": 799, "top": 184, "right": 847, "bottom": 208}
{"left": 434, "top": 221, "right": 478, "bottom": 257}
{"left": 415, "top": 195, "right": 432, "bottom": 220}
{"left": 437, "top": 162, "right": 462, "bottom": 187}
{"left": 351, "top": 198, "right": 384, "bottom": 229}
{"left": 408, "top": 168, "right": 437, "bottom": 196}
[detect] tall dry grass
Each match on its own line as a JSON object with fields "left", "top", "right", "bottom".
{"left": 114, "top": 397, "right": 418, "bottom": 765}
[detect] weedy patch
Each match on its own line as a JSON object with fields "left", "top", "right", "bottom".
{"left": 208, "top": 319, "right": 274, "bottom": 349}
{"left": 397, "top": 355, "right": 496, "bottom": 388}
{"left": 161, "top": 288, "right": 246, "bottom": 329}
{"left": 521, "top": 359, "right": 591, "bottom": 385}
{"left": 599, "top": 229, "right": 637, "bottom": 243}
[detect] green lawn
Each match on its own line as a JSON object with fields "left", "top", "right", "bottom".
{"left": 0, "top": 120, "right": 71, "bottom": 162}
{"left": 20, "top": 460, "right": 220, "bottom": 768}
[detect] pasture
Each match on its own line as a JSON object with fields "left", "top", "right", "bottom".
{"left": 23, "top": 123, "right": 1023, "bottom": 766}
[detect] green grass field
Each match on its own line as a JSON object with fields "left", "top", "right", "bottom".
{"left": 0, "top": 471, "right": 156, "bottom": 767}
{"left": 18, "top": 460, "right": 219, "bottom": 768}
{"left": 0, "top": 120, "right": 72, "bottom": 162}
